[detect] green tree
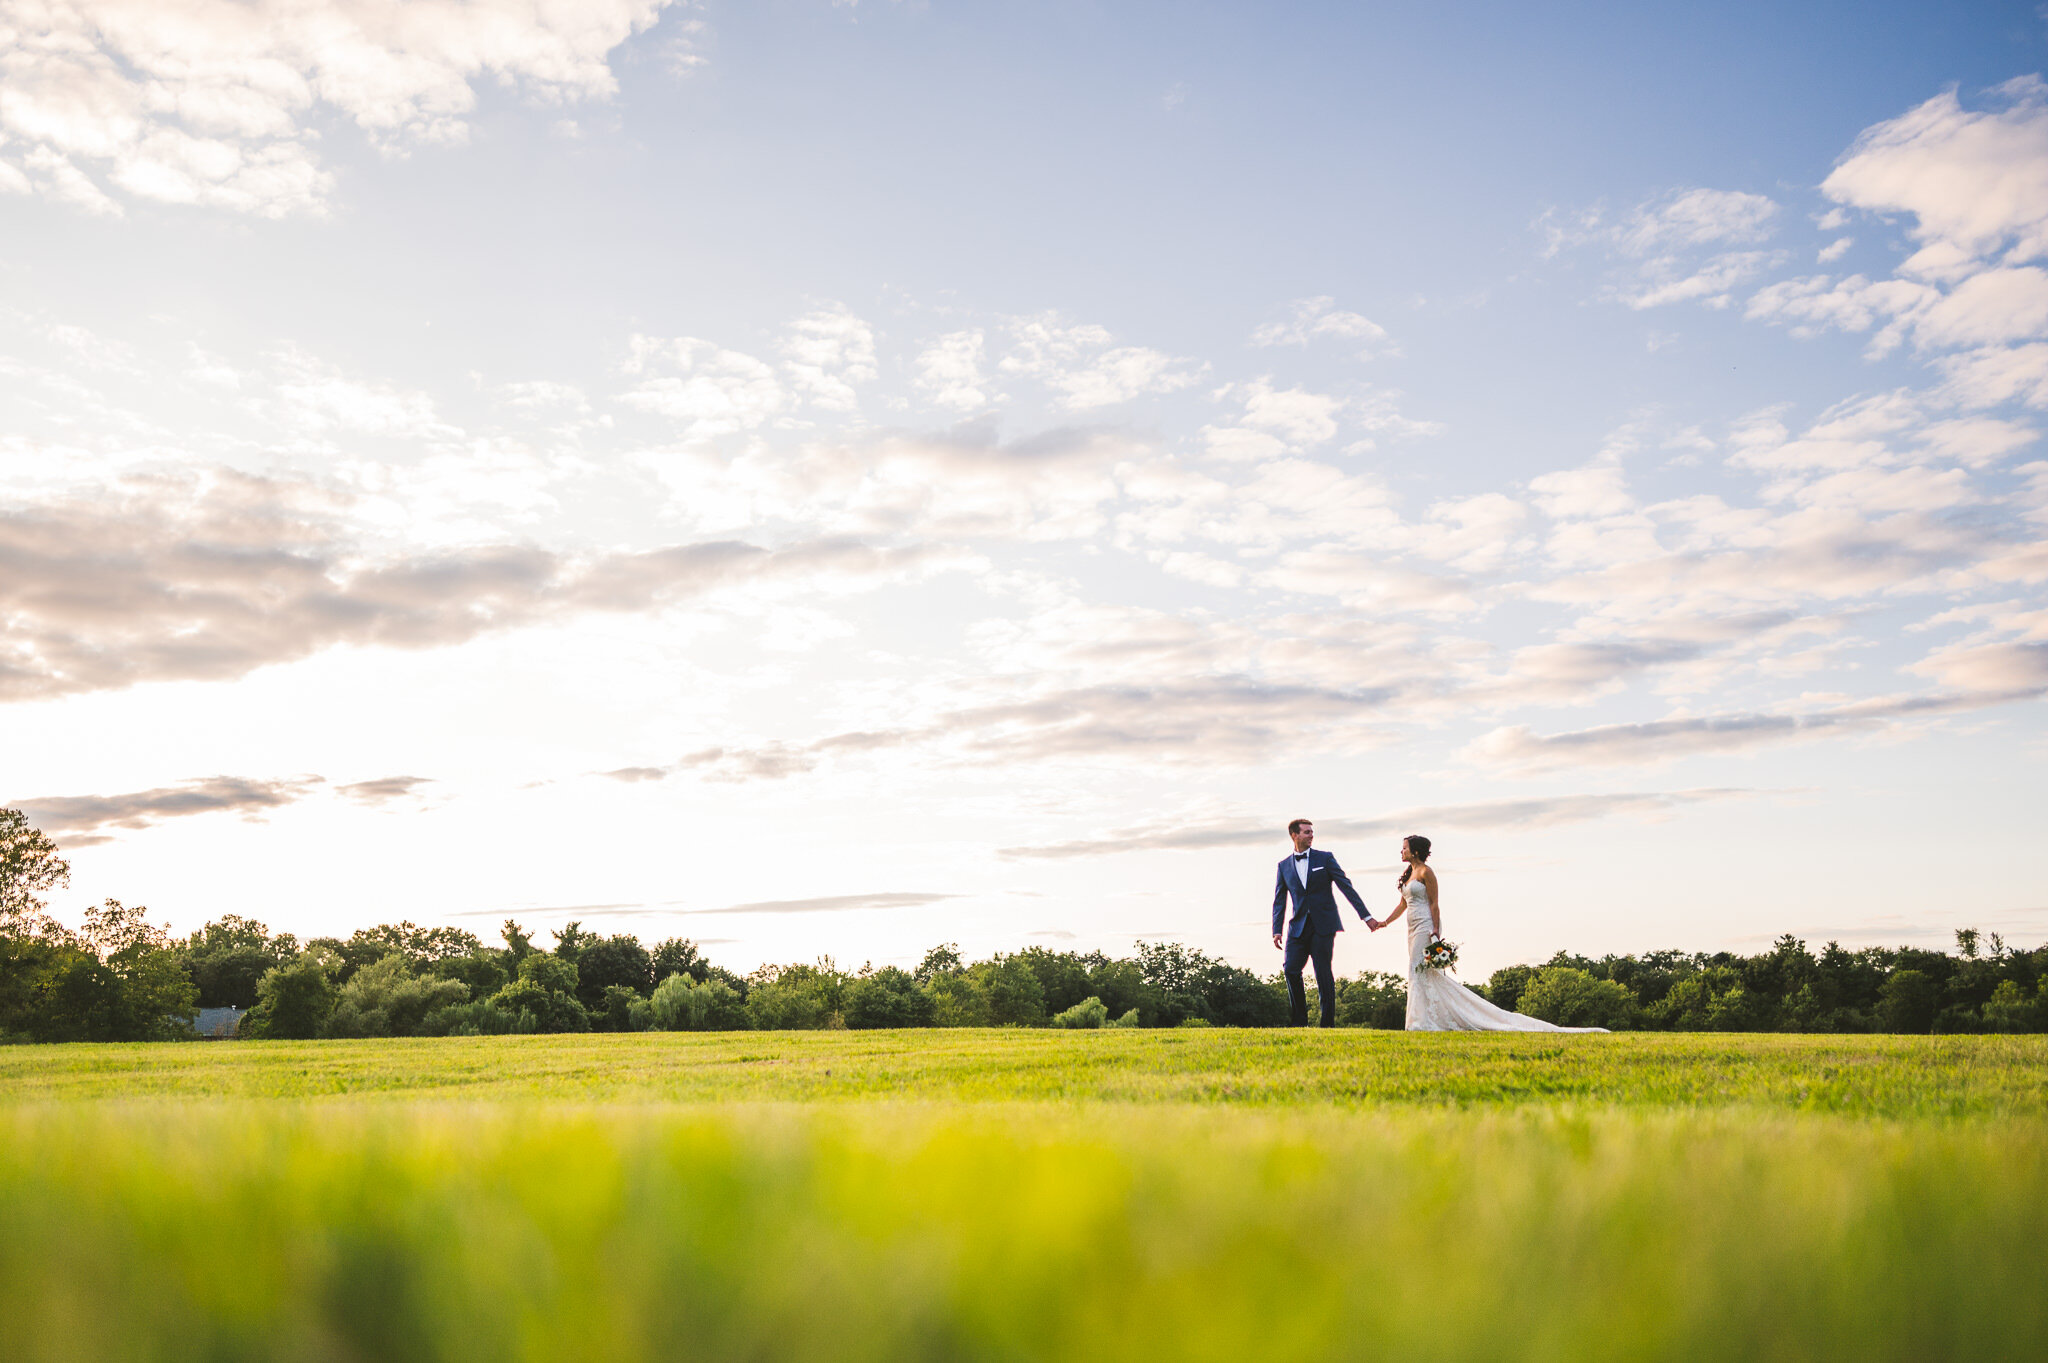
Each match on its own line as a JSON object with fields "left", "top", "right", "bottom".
{"left": 1518, "top": 966, "right": 1639, "bottom": 1030}
{"left": 845, "top": 966, "right": 935, "bottom": 1028}
{"left": 573, "top": 934, "right": 654, "bottom": 1008}
{"left": 430, "top": 950, "right": 509, "bottom": 997}
{"left": 913, "top": 943, "right": 966, "bottom": 985}
{"left": 1983, "top": 980, "right": 2043, "bottom": 1033}
{"left": 1014, "top": 947, "right": 1096, "bottom": 1016}
{"left": 486, "top": 977, "right": 589, "bottom": 1033}
{"left": 742, "top": 962, "right": 846, "bottom": 1030}
{"left": 651, "top": 937, "right": 709, "bottom": 985}
{"left": 969, "top": 955, "right": 1047, "bottom": 1026}
{"left": 552, "top": 921, "right": 598, "bottom": 960}
{"left": 322, "top": 955, "right": 468, "bottom": 1038}
{"left": 0, "top": 808, "right": 69, "bottom": 933}
{"left": 1332, "top": 972, "right": 1407, "bottom": 1029}
{"left": 648, "top": 974, "right": 747, "bottom": 1031}
{"left": 923, "top": 972, "right": 992, "bottom": 1026}
{"left": 180, "top": 915, "right": 298, "bottom": 1009}
{"left": 245, "top": 949, "right": 338, "bottom": 1039}
{"left": 518, "top": 951, "right": 580, "bottom": 996}
{"left": 1479, "top": 964, "right": 1538, "bottom": 1014}
{"left": 1879, "top": 969, "right": 1939, "bottom": 1034}
{"left": 304, "top": 931, "right": 398, "bottom": 986}
{"left": 592, "top": 983, "right": 645, "bottom": 1031}
{"left": 1051, "top": 996, "right": 1109, "bottom": 1029}
{"left": 501, "top": 920, "right": 535, "bottom": 967}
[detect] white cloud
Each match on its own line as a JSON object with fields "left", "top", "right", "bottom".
{"left": 1249, "top": 297, "right": 1394, "bottom": 354}
{"left": 1746, "top": 81, "right": 2048, "bottom": 364}
{"left": 998, "top": 314, "right": 1203, "bottom": 410}
{"left": 779, "top": 304, "right": 877, "bottom": 412}
{"left": 914, "top": 329, "right": 993, "bottom": 411}
{"left": 1619, "top": 249, "right": 1778, "bottom": 310}
{"left": 266, "top": 345, "right": 445, "bottom": 438}
{"left": 1823, "top": 76, "right": 2048, "bottom": 279}
{"left": 1549, "top": 187, "right": 1783, "bottom": 311}
{"left": 0, "top": 0, "right": 671, "bottom": 217}
{"left": 1613, "top": 187, "right": 1779, "bottom": 254}
{"left": 617, "top": 336, "right": 786, "bottom": 438}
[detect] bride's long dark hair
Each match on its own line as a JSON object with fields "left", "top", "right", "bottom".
{"left": 1398, "top": 834, "right": 1432, "bottom": 888}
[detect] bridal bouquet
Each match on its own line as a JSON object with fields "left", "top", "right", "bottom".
{"left": 1421, "top": 937, "right": 1459, "bottom": 971}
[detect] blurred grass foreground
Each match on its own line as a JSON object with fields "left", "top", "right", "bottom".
{"left": 3, "top": 1034, "right": 2046, "bottom": 1362}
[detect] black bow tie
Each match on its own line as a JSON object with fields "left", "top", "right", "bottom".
{"left": 1294, "top": 852, "right": 1308, "bottom": 859}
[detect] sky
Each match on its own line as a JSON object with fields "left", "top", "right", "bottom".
{"left": 4, "top": 0, "right": 2047, "bottom": 979}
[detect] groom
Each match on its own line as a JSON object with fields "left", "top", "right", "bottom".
{"left": 1271, "top": 818, "right": 1377, "bottom": 1027}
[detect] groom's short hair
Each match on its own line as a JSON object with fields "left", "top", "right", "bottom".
{"left": 1287, "top": 818, "right": 1312, "bottom": 836}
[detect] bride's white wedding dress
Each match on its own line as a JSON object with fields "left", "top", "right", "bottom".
{"left": 1402, "top": 880, "right": 1607, "bottom": 1033}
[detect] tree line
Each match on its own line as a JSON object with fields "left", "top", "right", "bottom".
{"left": 4, "top": 809, "right": 2045, "bottom": 1040}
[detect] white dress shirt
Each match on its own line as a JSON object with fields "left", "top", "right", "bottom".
{"left": 1292, "top": 849, "right": 1311, "bottom": 886}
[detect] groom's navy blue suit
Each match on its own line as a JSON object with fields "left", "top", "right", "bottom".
{"left": 1273, "top": 848, "right": 1371, "bottom": 1027}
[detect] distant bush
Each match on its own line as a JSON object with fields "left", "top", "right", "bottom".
{"left": 1518, "top": 967, "right": 1640, "bottom": 1030}
{"left": 969, "top": 956, "right": 1047, "bottom": 1027}
{"left": 649, "top": 974, "right": 747, "bottom": 1031}
{"left": 844, "top": 967, "right": 935, "bottom": 1029}
{"left": 924, "top": 973, "right": 993, "bottom": 1027}
{"left": 744, "top": 963, "right": 844, "bottom": 1030}
{"left": 592, "top": 984, "right": 645, "bottom": 1032}
{"left": 1331, "top": 972, "right": 1407, "bottom": 1029}
{"left": 245, "top": 950, "right": 338, "bottom": 1040}
{"left": 1984, "top": 980, "right": 2044, "bottom": 1033}
{"left": 1052, "top": 996, "right": 1109, "bottom": 1029}
{"left": 323, "top": 955, "right": 469, "bottom": 1038}
{"left": 418, "top": 1001, "right": 519, "bottom": 1036}
{"left": 487, "top": 979, "right": 589, "bottom": 1034}
{"left": 1879, "top": 969, "right": 1939, "bottom": 1034}
{"left": 1107, "top": 1007, "right": 1141, "bottom": 1028}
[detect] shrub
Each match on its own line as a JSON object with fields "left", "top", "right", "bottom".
{"left": 245, "top": 950, "right": 337, "bottom": 1039}
{"left": 573, "top": 936, "right": 655, "bottom": 1010}
{"left": 1204, "top": 966, "right": 1289, "bottom": 1027}
{"left": 1334, "top": 972, "right": 1407, "bottom": 1029}
{"left": 844, "top": 968, "right": 935, "bottom": 1029}
{"left": 1879, "top": 969, "right": 1938, "bottom": 1034}
{"left": 322, "top": 955, "right": 470, "bottom": 1038}
{"left": 486, "top": 979, "right": 589, "bottom": 1033}
{"left": 1480, "top": 964, "right": 1538, "bottom": 1014}
{"left": 430, "top": 951, "right": 509, "bottom": 998}
{"left": 1519, "top": 967, "right": 1640, "bottom": 1030}
{"left": 970, "top": 957, "right": 1047, "bottom": 1027}
{"left": 1107, "top": 1007, "right": 1141, "bottom": 1028}
{"left": 593, "top": 984, "right": 645, "bottom": 1032}
{"left": 740, "top": 962, "right": 846, "bottom": 1031}
{"left": 517, "top": 952, "right": 579, "bottom": 997}
{"left": 923, "top": 974, "right": 992, "bottom": 1027}
{"left": 1052, "top": 996, "right": 1109, "bottom": 1029}
{"left": 1984, "top": 980, "right": 2042, "bottom": 1033}
{"left": 649, "top": 974, "right": 748, "bottom": 1031}
{"left": 418, "top": 1001, "right": 519, "bottom": 1036}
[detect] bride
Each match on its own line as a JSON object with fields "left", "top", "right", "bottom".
{"left": 1379, "top": 834, "right": 1606, "bottom": 1033}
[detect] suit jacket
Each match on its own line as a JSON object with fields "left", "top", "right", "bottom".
{"left": 1272, "top": 848, "right": 1370, "bottom": 939}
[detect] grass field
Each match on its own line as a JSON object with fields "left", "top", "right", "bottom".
{"left": 4, "top": 1032, "right": 2045, "bottom": 1362}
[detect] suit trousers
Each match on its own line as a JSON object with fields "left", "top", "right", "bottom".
{"left": 1283, "top": 918, "right": 1337, "bottom": 1027}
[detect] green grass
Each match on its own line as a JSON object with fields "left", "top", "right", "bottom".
{"left": 3, "top": 1033, "right": 2045, "bottom": 1361}
{"left": 7, "top": 1030, "right": 2046, "bottom": 1115}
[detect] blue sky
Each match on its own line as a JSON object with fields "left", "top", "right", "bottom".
{"left": 4, "top": 0, "right": 2046, "bottom": 976}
